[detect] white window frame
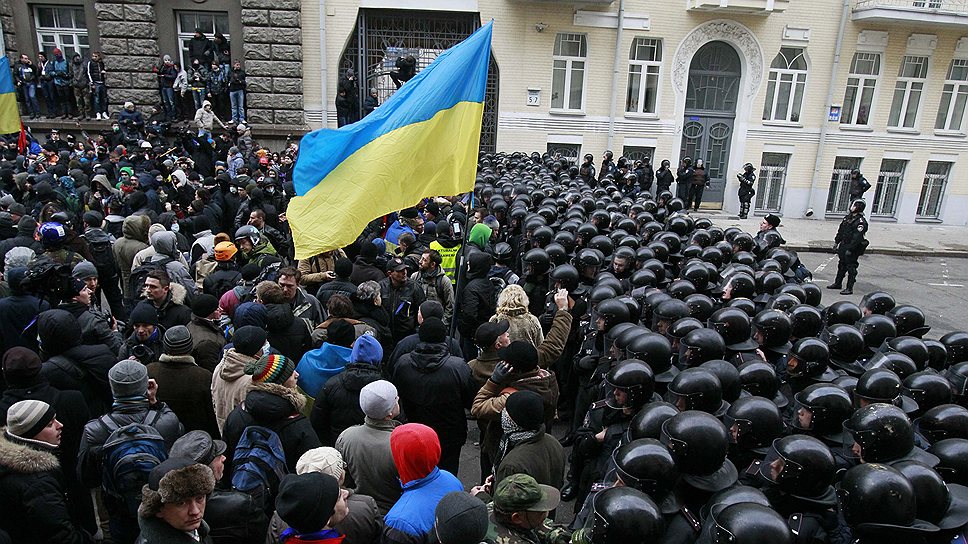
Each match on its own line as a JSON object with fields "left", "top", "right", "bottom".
{"left": 176, "top": 10, "right": 230, "bottom": 69}
{"left": 936, "top": 59, "right": 968, "bottom": 133}
{"left": 888, "top": 55, "right": 929, "bottom": 129}
{"left": 626, "top": 37, "right": 662, "bottom": 116}
{"left": 871, "top": 159, "right": 907, "bottom": 217}
{"left": 551, "top": 33, "right": 588, "bottom": 113}
{"left": 763, "top": 48, "right": 808, "bottom": 123}
{"left": 917, "top": 161, "right": 951, "bottom": 219}
{"left": 842, "top": 52, "right": 881, "bottom": 126}
{"left": 33, "top": 5, "right": 89, "bottom": 60}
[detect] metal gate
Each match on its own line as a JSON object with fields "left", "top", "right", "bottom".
{"left": 755, "top": 153, "right": 789, "bottom": 213}
{"left": 339, "top": 9, "right": 499, "bottom": 154}
{"left": 917, "top": 161, "right": 951, "bottom": 219}
{"left": 871, "top": 159, "right": 906, "bottom": 217}
{"left": 680, "top": 41, "right": 742, "bottom": 208}
{"left": 826, "top": 156, "right": 862, "bottom": 215}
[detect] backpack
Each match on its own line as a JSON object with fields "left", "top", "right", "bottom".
{"left": 87, "top": 238, "right": 119, "bottom": 278}
{"left": 129, "top": 256, "right": 174, "bottom": 300}
{"left": 489, "top": 276, "right": 508, "bottom": 309}
{"left": 100, "top": 420, "right": 167, "bottom": 517}
{"left": 231, "top": 425, "right": 287, "bottom": 511}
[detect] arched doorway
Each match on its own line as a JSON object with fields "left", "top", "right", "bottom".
{"left": 679, "top": 41, "right": 741, "bottom": 208}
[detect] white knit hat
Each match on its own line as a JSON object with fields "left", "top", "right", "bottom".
{"left": 296, "top": 447, "right": 345, "bottom": 482}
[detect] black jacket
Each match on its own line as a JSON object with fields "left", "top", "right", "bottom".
{"left": 203, "top": 263, "right": 242, "bottom": 299}
{"left": 457, "top": 252, "right": 495, "bottom": 339}
{"left": 37, "top": 309, "right": 115, "bottom": 415}
{"left": 58, "top": 301, "right": 123, "bottom": 355}
{"left": 310, "top": 362, "right": 382, "bottom": 446}
{"left": 265, "top": 303, "right": 312, "bottom": 362}
{"left": 835, "top": 212, "right": 869, "bottom": 254}
{"left": 352, "top": 299, "right": 392, "bottom": 346}
{"left": 0, "top": 294, "right": 48, "bottom": 355}
{"left": 655, "top": 167, "right": 674, "bottom": 191}
{"left": 205, "top": 488, "right": 269, "bottom": 544}
{"left": 316, "top": 279, "right": 357, "bottom": 306}
{"left": 222, "top": 382, "right": 321, "bottom": 477}
{"left": 390, "top": 342, "right": 476, "bottom": 449}
{"left": 380, "top": 277, "right": 426, "bottom": 347}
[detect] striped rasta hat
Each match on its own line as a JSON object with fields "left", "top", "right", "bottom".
{"left": 245, "top": 352, "right": 295, "bottom": 385}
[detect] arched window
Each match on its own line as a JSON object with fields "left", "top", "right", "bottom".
{"left": 762, "top": 47, "right": 807, "bottom": 123}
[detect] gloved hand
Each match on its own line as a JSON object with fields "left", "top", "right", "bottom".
{"left": 490, "top": 361, "right": 514, "bottom": 386}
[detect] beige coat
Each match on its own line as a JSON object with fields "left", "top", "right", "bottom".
{"left": 211, "top": 348, "right": 255, "bottom": 433}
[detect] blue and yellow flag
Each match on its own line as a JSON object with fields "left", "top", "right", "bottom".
{"left": 0, "top": 56, "right": 22, "bottom": 134}
{"left": 288, "top": 21, "right": 493, "bottom": 259}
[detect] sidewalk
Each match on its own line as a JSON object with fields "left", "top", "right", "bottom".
{"left": 693, "top": 211, "right": 968, "bottom": 258}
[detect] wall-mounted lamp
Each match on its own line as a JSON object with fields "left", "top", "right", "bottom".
{"left": 534, "top": 22, "right": 548, "bottom": 32}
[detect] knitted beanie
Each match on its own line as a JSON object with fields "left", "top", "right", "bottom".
{"left": 245, "top": 353, "right": 295, "bottom": 385}
{"left": 6, "top": 399, "right": 56, "bottom": 439}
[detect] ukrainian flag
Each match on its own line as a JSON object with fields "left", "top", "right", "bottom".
{"left": 288, "top": 21, "right": 493, "bottom": 260}
{"left": 0, "top": 56, "right": 21, "bottom": 134}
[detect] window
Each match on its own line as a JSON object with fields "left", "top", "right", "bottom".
{"left": 34, "top": 5, "right": 88, "bottom": 60}
{"left": 176, "top": 11, "right": 230, "bottom": 68}
{"left": 826, "top": 156, "right": 862, "bottom": 214}
{"left": 871, "top": 159, "right": 907, "bottom": 217}
{"left": 842, "top": 53, "right": 881, "bottom": 126}
{"left": 888, "top": 56, "right": 929, "bottom": 128}
{"left": 763, "top": 48, "right": 807, "bottom": 123}
{"left": 936, "top": 59, "right": 968, "bottom": 132}
{"left": 622, "top": 146, "right": 655, "bottom": 165}
{"left": 546, "top": 142, "right": 581, "bottom": 164}
{"left": 917, "top": 161, "right": 951, "bottom": 219}
{"left": 551, "top": 33, "right": 587, "bottom": 111}
{"left": 626, "top": 38, "right": 662, "bottom": 115}
{"left": 756, "top": 153, "right": 790, "bottom": 213}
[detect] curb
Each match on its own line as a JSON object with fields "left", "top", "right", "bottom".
{"left": 785, "top": 245, "right": 968, "bottom": 259}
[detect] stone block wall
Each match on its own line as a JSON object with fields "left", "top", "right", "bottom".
{"left": 94, "top": 0, "right": 159, "bottom": 110}
{"left": 240, "top": 0, "right": 304, "bottom": 125}
{"left": 0, "top": 0, "right": 17, "bottom": 59}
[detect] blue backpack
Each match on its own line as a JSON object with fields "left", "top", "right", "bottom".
{"left": 231, "top": 425, "right": 287, "bottom": 511}
{"left": 101, "top": 421, "right": 168, "bottom": 516}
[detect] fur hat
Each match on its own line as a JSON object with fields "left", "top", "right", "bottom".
{"left": 138, "top": 458, "right": 216, "bottom": 518}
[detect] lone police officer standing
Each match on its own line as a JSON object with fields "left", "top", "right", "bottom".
{"left": 829, "top": 199, "right": 869, "bottom": 296}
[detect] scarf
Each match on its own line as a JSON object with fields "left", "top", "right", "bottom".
{"left": 112, "top": 394, "right": 149, "bottom": 410}
{"left": 493, "top": 409, "right": 539, "bottom": 475}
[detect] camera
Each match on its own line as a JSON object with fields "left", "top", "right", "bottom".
{"left": 131, "top": 344, "right": 154, "bottom": 364}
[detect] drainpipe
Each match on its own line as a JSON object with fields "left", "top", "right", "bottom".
{"left": 804, "top": 0, "right": 851, "bottom": 217}
{"left": 606, "top": 0, "right": 626, "bottom": 151}
{"left": 319, "top": 0, "right": 329, "bottom": 128}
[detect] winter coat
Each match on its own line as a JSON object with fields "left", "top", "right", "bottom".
{"left": 211, "top": 348, "right": 255, "bottom": 433}
{"left": 490, "top": 307, "right": 543, "bottom": 348}
{"left": 835, "top": 212, "right": 869, "bottom": 255}
{"left": 118, "top": 328, "right": 164, "bottom": 364}
{"left": 379, "top": 277, "right": 426, "bottom": 347}
{"left": 188, "top": 36, "right": 214, "bottom": 66}
{"left": 37, "top": 309, "right": 115, "bottom": 415}
{"left": 335, "top": 418, "right": 402, "bottom": 514}
{"left": 315, "top": 279, "right": 357, "bottom": 306}
{"left": 0, "top": 221, "right": 43, "bottom": 264}
{"left": 410, "top": 267, "right": 454, "bottom": 326}
{"left": 137, "top": 516, "right": 213, "bottom": 544}
{"left": 222, "top": 382, "right": 321, "bottom": 476}
{"left": 471, "top": 369, "right": 560, "bottom": 459}
{"left": 390, "top": 342, "right": 476, "bottom": 452}
{"left": 205, "top": 488, "right": 269, "bottom": 544}
{"left": 114, "top": 215, "right": 151, "bottom": 297}
{"left": 0, "top": 294, "right": 48, "bottom": 354}
{"left": 349, "top": 257, "right": 384, "bottom": 285}
{"left": 297, "top": 249, "right": 346, "bottom": 293}
{"left": 290, "top": 289, "right": 325, "bottom": 329}
{"left": 203, "top": 263, "right": 242, "bottom": 299}
{"left": 0, "top": 431, "right": 93, "bottom": 544}
{"left": 310, "top": 363, "right": 382, "bottom": 446}
{"left": 78, "top": 402, "right": 184, "bottom": 488}
{"left": 137, "top": 285, "right": 193, "bottom": 332}
{"left": 382, "top": 467, "right": 463, "bottom": 544}
{"left": 385, "top": 334, "right": 461, "bottom": 377}
{"left": 469, "top": 309, "right": 573, "bottom": 388}
{"left": 147, "top": 354, "right": 219, "bottom": 438}
{"left": 494, "top": 430, "right": 566, "bottom": 490}
{"left": 267, "top": 489, "right": 381, "bottom": 544}
{"left": 187, "top": 315, "right": 227, "bottom": 373}
{"left": 457, "top": 252, "right": 495, "bottom": 338}
{"left": 352, "top": 299, "right": 392, "bottom": 346}
{"left": 265, "top": 303, "right": 313, "bottom": 362}
{"left": 58, "top": 301, "right": 123, "bottom": 355}
{"left": 150, "top": 232, "right": 197, "bottom": 294}
{"left": 310, "top": 318, "right": 376, "bottom": 349}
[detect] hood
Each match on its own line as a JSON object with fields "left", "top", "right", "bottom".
{"left": 467, "top": 251, "right": 493, "bottom": 279}
{"left": 151, "top": 230, "right": 178, "bottom": 258}
{"left": 468, "top": 223, "right": 492, "bottom": 250}
{"left": 0, "top": 431, "right": 59, "bottom": 474}
{"left": 38, "top": 309, "right": 82, "bottom": 356}
{"left": 15, "top": 216, "right": 37, "bottom": 237}
{"left": 341, "top": 364, "right": 382, "bottom": 392}
{"left": 84, "top": 227, "right": 112, "bottom": 244}
{"left": 122, "top": 214, "right": 150, "bottom": 243}
{"left": 244, "top": 381, "right": 306, "bottom": 423}
{"left": 390, "top": 423, "right": 441, "bottom": 484}
{"left": 234, "top": 302, "right": 268, "bottom": 328}
{"left": 264, "top": 303, "right": 295, "bottom": 332}
{"left": 220, "top": 349, "right": 256, "bottom": 381}
{"left": 409, "top": 342, "right": 451, "bottom": 373}
{"left": 92, "top": 174, "right": 114, "bottom": 193}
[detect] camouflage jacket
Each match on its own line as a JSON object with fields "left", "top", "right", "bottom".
{"left": 483, "top": 505, "right": 573, "bottom": 544}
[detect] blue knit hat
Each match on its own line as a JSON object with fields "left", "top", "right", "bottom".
{"left": 351, "top": 334, "right": 383, "bottom": 366}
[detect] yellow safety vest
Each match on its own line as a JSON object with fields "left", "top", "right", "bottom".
{"left": 430, "top": 241, "right": 461, "bottom": 285}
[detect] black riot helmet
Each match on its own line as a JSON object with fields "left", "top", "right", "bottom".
{"left": 786, "top": 338, "right": 831, "bottom": 379}
{"left": 604, "top": 359, "right": 655, "bottom": 410}
{"left": 652, "top": 298, "right": 691, "bottom": 334}
{"left": 820, "top": 324, "right": 866, "bottom": 376}
{"left": 844, "top": 403, "right": 921, "bottom": 463}
{"left": 865, "top": 351, "right": 918, "bottom": 380}
{"left": 668, "top": 317, "right": 704, "bottom": 344}
{"left": 756, "top": 271, "right": 786, "bottom": 297}
{"left": 665, "top": 368, "right": 725, "bottom": 415}
{"left": 629, "top": 269, "right": 658, "bottom": 289}
{"left": 857, "top": 314, "right": 898, "bottom": 353}
{"left": 887, "top": 305, "right": 931, "bottom": 338}
{"left": 591, "top": 487, "right": 665, "bottom": 544}
{"left": 893, "top": 461, "right": 966, "bottom": 529}
{"left": 597, "top": 298, "right": 632, "bottom": 333}
{"left": 776, "top": 283, "right": 806, "bottom": 304}
{"left": 837, "top": 463, "right": 921, "bottom": 531}
{"left": 942, "top": 331, "right": 968, "bottom": 366}
{"left": 587, "top": 234, "right": 614, "bottom": 257}
{"left": 903, "top": 371, "right": 954, "bottom": 415}
{"left": 823, "top": 301, "right": 862, "bottom": 327}
{"left": 876, "top": 336, "right": 929, "bottom": 372}
{"left": 679, "top": 328, "right": 726, "bottom": 368}
{"left": 711, "top": 502, "right": 792, "bottom": 544}
{"left": 860, "top": 291, "right": 896, "bottom": 316}
{"left": 701, "top": 360, "right": 743, "bottom": 403}
{"left": 626, "top": 333, "right": 675, "bottom": 381}
{"left": 801, "top": 282, "right": 823, "bottom": 307}
{"left": 854, "top": 369, "right": 912, "bottom": 413}
{"left": 577, "top": 248, "right": 605, "bottom": 280}
{"left": 531, "top": 226, "right": 554, "bottom": 248}
{"left": 577, "top": 222, "right": 598, "bottom": 244}
{"left": 727, "top": 297, "right": 757, "bottom": 318}
{"left": 789, "top": 304, "right": 824, "bottom": 340}
{"left": 738, "top": 361, "right": 782, "bottom": 404}
{"left": 925, "top": 339, "right": 949, "bottom": 372}
{"left": 612, "top": 439, "right": 679, "bottom": 500}
{"left": 553, "top": 230, "right": 577, "bottom": 253}
{"left": 725, "top": 396, "right": 784, "bottom": 452}
{"left": 720, "top": 272, "right": 755, "bottom": 300}
{"left": 666, "top": 279, "right": 697, "bottom": 300}
{"left": 917, "top": 404, "right": 968, "bottom": 443}
{"left": 545, "top": 243, "right": 568, "bottom": 267}
{"left": 491, "top": 242, "right": 514, "bottom": 265}
{"left": 768, "top": 293, "right": 801, "bottom": 315}
{"left": 731, "top": 232, "right": 754, "bottom": 253}
{"left": 793, "top": 383, "right": 853, "bottom": 439}
{"left": 760, "top": 434, "right": 836, "bottom": 500}
{"left": 628, "top": 401, "right": 679, "bottom": 441}
{"left": 753, "top": 310, "right": 793, "bottom": 353}
{"left": 521, "top": 248, "right": 551, "bottom": 277}
{"left": 681, "top": 265, "right": 710, "bottom": 292}
{"left": 661, "top": 411, "right": 735, "bottom": 483}
{"left": 931, "top": 438, "right": 968, "bottom": 486}
{"left": 708, "top": 308, "right": 758, "bottom": 352}
{"left": 549, "top": 263, "right": 579, "bottom": 292}
{"left": 684, "top": 293, "right": 716, "bottom": 322}
{"left": 945, "top": 362, "right": 968, "bottom": 401}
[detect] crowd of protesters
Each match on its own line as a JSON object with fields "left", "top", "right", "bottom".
{"left": 0, "top": 128, "right": 967, "bottom": 544}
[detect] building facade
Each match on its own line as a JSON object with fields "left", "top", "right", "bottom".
{"left": 304, "top": 0, "right": 968, "bottom": 225}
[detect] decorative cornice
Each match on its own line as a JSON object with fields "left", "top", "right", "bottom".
{"left": 672, "top": 19, "right": 764, "bottom": 99}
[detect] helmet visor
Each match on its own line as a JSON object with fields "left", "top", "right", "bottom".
{"left": 841, "top": 422, "right": 865, "bottom": 459}
{"left": 758, "top": 443, "right": 804, "bottom": 485}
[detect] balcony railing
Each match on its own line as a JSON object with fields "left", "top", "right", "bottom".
{"left": 853, "top": 0, "right": 968, "bottom": 26}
